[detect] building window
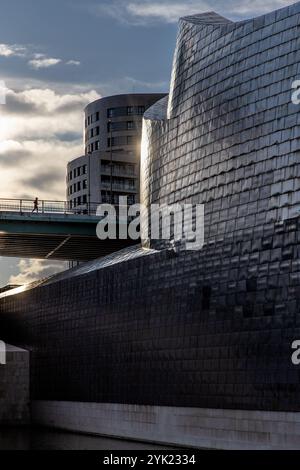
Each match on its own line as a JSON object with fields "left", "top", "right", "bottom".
{"left": 108, "top": 137, "right": 114, "bottom": 147}
{"left": 107, "top": 106, "right": 147, "bottom": 118}
{"left": 77, "top": 181, "right": 81, "bottom": 191}
{"left": 70, "top": 186, "right": 73, "bottom": 195}
{"left": 69, "top": 171, "right": 72, "bottom": 180}
{"left": 94, "top": 140, "right": 99, "bottom": 150}
{"left": 83, "top": 164, "right": 87, "bottom": 174}
{"left": 90, "top": 143, "right": 94, "bottom": 152}
{"left": 127, "top": 121, "right": 134, "bottom": 129}
{"left": 83, "top": 179, "right": 87, "bottom": 189}
{"left": 127, "top": 135, "right": 134, "bottom": 144}
{"left": 95, "top": 112, "right": 99, "bottom": 121}
{"left": 95, "top": 126, "right": 100, "bottom": 135}
{"left": 82, "top": 194, "right": 87, "bottom": 204}
{"left": 77, "top": 196, "right": 81, "bottom": 206}
{"left": 90, "top": 128, "right": 94, "bottom": 138}
{"left": 128, "top": 195, "right": 135, "bottom": 205}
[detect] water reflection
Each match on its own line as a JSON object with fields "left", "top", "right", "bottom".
{"left": 0, "top": 428, "right": 174, "bottom": 450}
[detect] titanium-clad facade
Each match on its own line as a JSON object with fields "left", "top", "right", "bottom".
{"left": 141, "top": 7, "right": 300, "bottom": 248}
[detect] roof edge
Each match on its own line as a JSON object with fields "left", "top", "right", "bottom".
{"left": 180, "top": 11, "right": 232, "bottom": 25}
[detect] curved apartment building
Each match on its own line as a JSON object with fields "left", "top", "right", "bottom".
{"left": 67, "top": 93, "right": 166, "bottom": 210}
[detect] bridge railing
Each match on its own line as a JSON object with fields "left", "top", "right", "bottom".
{"left": 0, "top": 198, "right": 103, "bottom": 216}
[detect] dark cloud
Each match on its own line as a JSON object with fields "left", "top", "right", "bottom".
{"left": 0, "top": 149, "right": 31, "bottom": 167}
{"left": 54, "top": 131, "right": 82, "bottom": 142}
{"left": 20, "top": 168, "right": 63, "bottom": 191}
{"left": 19, "top": 193, "right": 37, "bottom": 200}
{"left": 4, "top": 89, "right": 99, "bottom": 117}
{"left": 55, "top": 100, "right": 91, "bottom": 114}
{"left": 5, "top": 93, "right": 39, "bottom": 114}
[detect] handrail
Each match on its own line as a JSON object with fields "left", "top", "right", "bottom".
{"left": 0, "top": 198, "right": 138, "bottom": 217}
{"left": 0, "top": 198, "right": 103, "bottom": 216}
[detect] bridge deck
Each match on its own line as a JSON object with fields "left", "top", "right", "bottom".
{"left": 0, "top": 199, "right": 136, "bottom": 261}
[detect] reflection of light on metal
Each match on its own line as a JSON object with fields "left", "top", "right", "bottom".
{"left": 0, "top": 284, "right": 29, "bottom": 299}
{"left": 140, "top": 120, "right": 150, "bottom": 245}
{"left": 13, "top": 284, "right": 28, "bottom": 294}
{"left": 0, "top": 340, "right": 6, "bottom": 365}
{"left": 140, "top": 121, "right": 149, "bottom": 202}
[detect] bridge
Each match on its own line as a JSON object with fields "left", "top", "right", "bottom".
{"left": 0, "top": 199, "right": 137, "bottom": 261}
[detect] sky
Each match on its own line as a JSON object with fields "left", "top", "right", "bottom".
{"left": 0, "top": 0, "right": 295, "bottom": 286}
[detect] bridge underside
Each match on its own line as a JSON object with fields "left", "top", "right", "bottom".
{"left": 0, "top": 233, "right": 137, "bottom": 261}
{"left": 0, "top": 213, "right": 137, "bottom": 261}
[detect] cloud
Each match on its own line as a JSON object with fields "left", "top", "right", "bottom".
{"left": 20, "top": 168, "right": 64, "bottom": 191}
{"left": 0, "top": 44, "right": 27, "bottom": 57}
{"left": 9, "top": 259, "right": 68, "bottom": 285}
{"left": 91, "top": 0, "right": 293, "bottom": 25}
{"left": 66, "top": 60, "right": 81, "bottom": 66}
{"left": 28, "top": 57, "right": 62, "bottom": 69}
{"left": 123, "top": 76, "right": 169, "bottom": 90}
{"left": 0, "top": 86, "right": 100, "bottom": 199}
{"left": 0, "top": 43, "right": 80, "bottom": 70}
{"left": 228, "top": 0, "right": 293, "bottom": 16}
{"left": 126, "top": 1, "right": 211, "bottom": 23}
{"left": 0, "top": 139, "right": 83, "bottom": 196}
{"left": 0, "top": 143, "right": 31, "bottom": 167}
{"left": 5, "top": 87, "right": 99, "bottom": 115}
{"left": 72, "top": 76, "right": 169, "bottom": 96}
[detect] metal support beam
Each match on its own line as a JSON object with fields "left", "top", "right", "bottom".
{"left": 45, "top": 236, "right": 71, "bottom": 259}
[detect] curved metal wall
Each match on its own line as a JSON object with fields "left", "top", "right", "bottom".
{"left": 142, "top": 5, "right": 300, "bottom": 249}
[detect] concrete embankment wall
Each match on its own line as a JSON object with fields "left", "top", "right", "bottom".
{"left": 32, "top": 401, "right": 300, "bottom": 450}
{"left": 0, "top": 344, "right": 30, "bottom": 425}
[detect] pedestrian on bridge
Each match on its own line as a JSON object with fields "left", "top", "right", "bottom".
{"left": 32, "top": 197, "right": 39, "bottom": 213}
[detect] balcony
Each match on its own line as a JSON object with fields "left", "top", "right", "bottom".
{"left": 101, "top": 166, "right": 137, "bottom": 178}
{"left": 101, "top": 182, "right": 137, "bottom": 193}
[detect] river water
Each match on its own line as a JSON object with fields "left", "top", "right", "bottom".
{"left": 0, "top": 427, "right": 174, "bottom": 450}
